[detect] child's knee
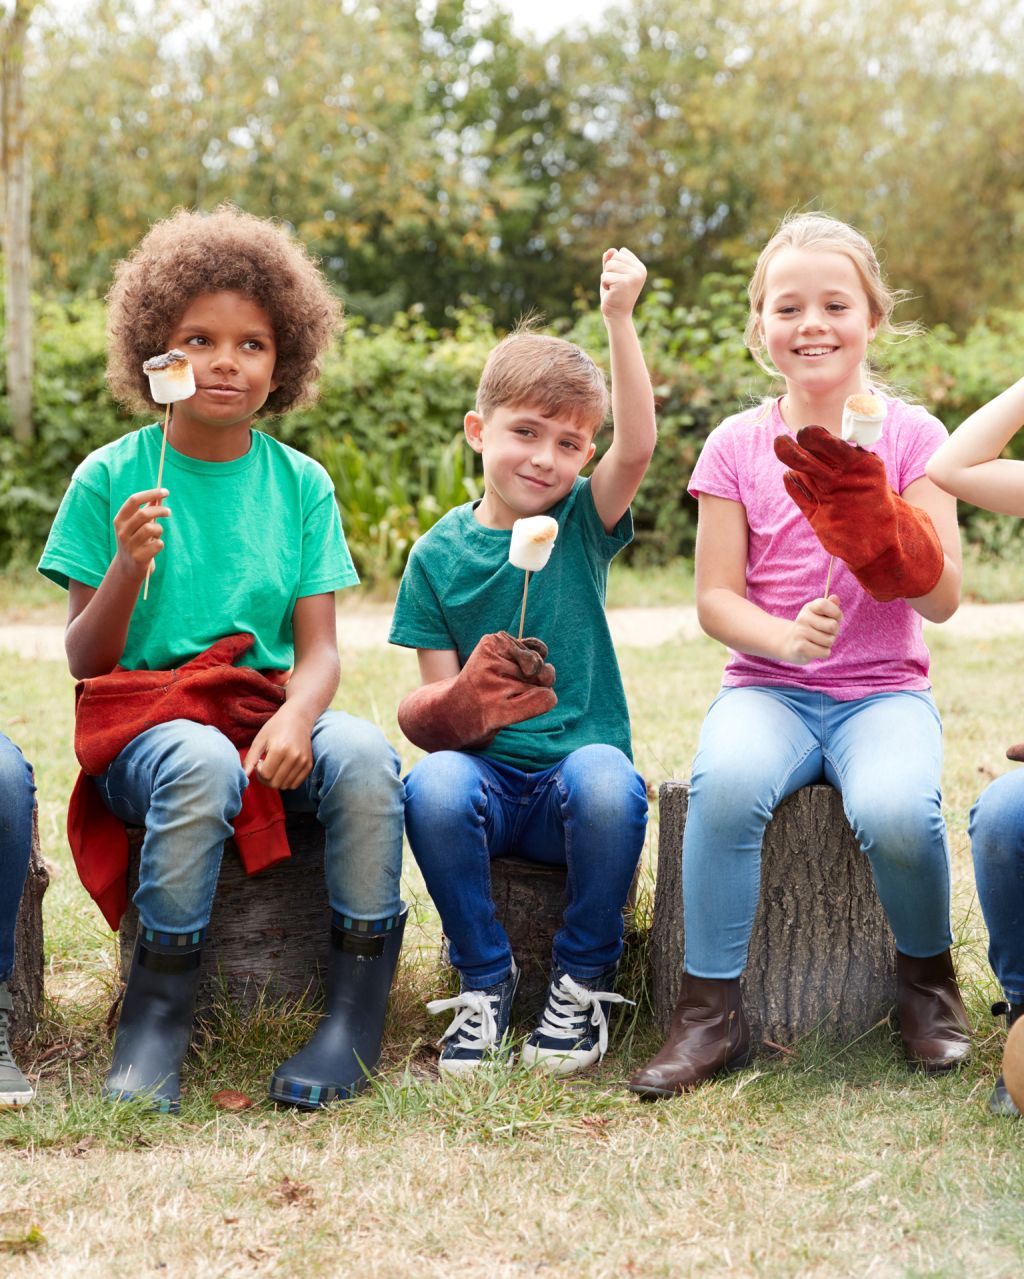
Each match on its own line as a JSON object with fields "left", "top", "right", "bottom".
{"left": 405, "top": 751, "right": 485, "bottom": 818}
{"left": 155, "top": 721, "right": 245, "bottom": 800}
{"left": 970, "top": 773, "right": 1024, "bottom": 868}
{"left": 313, "top": 712, "right": 400, "bottom": 781}
{"left": 558, "top": 745, "right": 647, "bottom": 825}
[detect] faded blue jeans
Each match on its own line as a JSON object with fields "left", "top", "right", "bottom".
{"left": 969, "top": 771, "right": 1024, "bottom": 1005}
{"left": 1, "top": 734, "right": 35, "bottom": 982}
{"left": 404, "top": 744, "right": 648, "bottom": 988}
{"left": 96, "top": 713, "right": 405, "bottom": 934}
{"left": 683, "top": 685, "right": 953, "bottom": 978}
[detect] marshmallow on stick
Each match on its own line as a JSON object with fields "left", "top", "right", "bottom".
{"left": 141, "top": 350, "right": 196, "bottom": 600}
{"left": 823, "top": 393, "right": 887, "bottom": 596}
{"left": 841, "top": 392, "right": 885, "bottom": 447}
{"left": 510, "top": 515, "right": 558, "bottom": 639}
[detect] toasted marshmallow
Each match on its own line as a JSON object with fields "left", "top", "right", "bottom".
{"left": 509, "top": 515, "right": 559, "bottom": 572}
{"left": 143, "top": 349, "right": 196, "bottom": 404}
{"left": 841, "top": 392, "right": 885, "bottom": 446}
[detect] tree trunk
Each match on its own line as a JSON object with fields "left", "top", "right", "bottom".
{"left": 651, "top": 782, "right": 897, "bottom": 1047}
{"left": 9, "top": 804, "right": 49, "bottom": 1043}
{"left": 118, "top": 815, "right": 331, "bottom": 1015}
{"left": 1, "top": 2, "right": 35, "bottom": 442}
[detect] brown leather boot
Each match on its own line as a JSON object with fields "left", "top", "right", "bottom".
{"left": 896, "top": 949, "right": 970, "bottom": 1072}
{"left": 628, "top": 973, "right": 752, "bottom": 1099}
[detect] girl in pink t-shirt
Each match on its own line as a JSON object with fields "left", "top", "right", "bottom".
{"left": 927, "top": 379, "right": 1024, "bottom": 1117}
{"left": 630, "top": 213, "right": 968, "bottom": 1099}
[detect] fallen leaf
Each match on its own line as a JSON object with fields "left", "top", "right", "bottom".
{"left": 212, "top": 1089, "right": 255, "bottom": 1112}
{"left": 271, "top": 1176, "right": 315, "bottom": 1208}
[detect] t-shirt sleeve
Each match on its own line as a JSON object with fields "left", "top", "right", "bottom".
{"left": 388, "top": 541, "right": 456, "bottom": 650}
{"left": 574, "top": 477, "right": 633, "bottom": 561}
{"left": 688, "top": 420, "right": 745, "bottom": 503}
{"left": 897, "top": 408, "right": 949, "bottom": 493}
{"left": 298, "top": 489, "right": 359, "bottom": 597}
{"left": 37, "top": 469, "right": 115, "bottom": 592}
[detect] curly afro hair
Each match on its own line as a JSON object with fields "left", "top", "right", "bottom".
{"left": 106, "top": 205, "right": 342, "bottom": 417}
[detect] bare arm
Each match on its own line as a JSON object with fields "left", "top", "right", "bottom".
{"left": 416, "top": 648, "right": 461, "bottom": 684}
{"left": 242, "top": 592, "right": 339, "bottom": 789}
{"left": 589, "top": 248, "right": 657, "bottom": 533}
{"left": 65, "top": 486, "right": 170, "bottom": 679}
{"left": 696, "top": 494, "right": 842, "bottom": 665}
{"left": 926, "top": 376, "right": 1024, "bottom": 516}
{"left": 902, "top": 475, "right": 962, "bottom": 623}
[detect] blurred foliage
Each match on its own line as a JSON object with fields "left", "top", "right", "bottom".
{"left": 14, "top": 0, "right": 1024, "bottom": 331}
{"left": 3, "top": 282, "right": 1024, "bottom": 581}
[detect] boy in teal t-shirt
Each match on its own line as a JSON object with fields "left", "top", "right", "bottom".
{"left": 389, "top": 248, "right": 656, "bottom": 1075}
{"left": 39, "top": 207, "right": 405, "bottom": 1113}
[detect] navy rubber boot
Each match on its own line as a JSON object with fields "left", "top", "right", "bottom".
{"left": 269, "top": 908, "right": 407, "bottom": 1109}
{"left": 103, "top": 927, "right": 205, "bottom": 1114}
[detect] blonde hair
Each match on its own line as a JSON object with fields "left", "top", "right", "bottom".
{"left": 476, "top": 329, "right": 609, "bottom": 432}
{"left": 744, "top": 212, "right": 916, "bottom": 376}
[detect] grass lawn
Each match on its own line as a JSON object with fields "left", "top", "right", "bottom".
{"left": 2, "top": 580, "right": 1024, "bottom": 1276}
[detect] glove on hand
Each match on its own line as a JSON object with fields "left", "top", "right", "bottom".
{"left": 398, "top": 631, "right": 557, "bottom": 753}
{"left": 773, "top": 426, "right": 944, "bottom": 603}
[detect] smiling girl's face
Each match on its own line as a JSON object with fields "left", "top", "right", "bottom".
{"left": 759, "top": 247, "right": 878, "bottom": 404}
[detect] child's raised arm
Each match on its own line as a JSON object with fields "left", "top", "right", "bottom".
{"left": 926, "top": 375, "right": 1024, "bottom": 516}
{"left": 590, "top": 247, "right": 657, "bottom": 532}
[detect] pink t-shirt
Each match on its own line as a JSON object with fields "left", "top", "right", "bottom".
{"left": 688, "top": 395, "right": 949, "bottom": 700}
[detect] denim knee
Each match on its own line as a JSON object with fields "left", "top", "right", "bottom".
{"left": 405, "top": 751, "right": 488, "bottom": 825}
{"left": 970, "top": 772, "right": 1024, "bottom": 874}
{"left": 0, "top": 736, "right": 34, "bottom": 804}
{"left": 149, "top": 721, "right": 246, "bottom": 810}
{"left": 312, "top": 712, "right": 402, "bottom": 799}
{"left": 851, "top": 794, "right": 946, "bottom": 875}
{"left": 556, "top": 744, "right": 647, "bottom": 825}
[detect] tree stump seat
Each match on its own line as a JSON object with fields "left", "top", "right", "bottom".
{"left": 9, "top": 806, "right": 50, "bottom": 1044}
{"left": 118, "top": 814, "right": 330, "bottom": 1014}
{"left": 650, "top": 781, "right": 897, "bottom": 1047}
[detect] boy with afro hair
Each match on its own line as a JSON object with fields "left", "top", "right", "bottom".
{"left": 39, "top": 206, "right": 406, "bottom": 1112}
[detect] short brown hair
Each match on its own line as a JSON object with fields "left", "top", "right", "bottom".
{"left": 106, "top": 204, "right": 342, "bottom": 416}
{"left": 476, "top": 330, "right": 609, "bottom": 431}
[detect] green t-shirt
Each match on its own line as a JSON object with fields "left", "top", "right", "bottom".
{"left": 38, "top": 425, "right": 358, "bottom": 671}
{"left": 389, "top": 477, "right": 633, "bottom": 771}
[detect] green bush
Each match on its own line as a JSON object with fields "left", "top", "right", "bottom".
{"left": 3, "top": 288, "right": 1024, "bottom": 580}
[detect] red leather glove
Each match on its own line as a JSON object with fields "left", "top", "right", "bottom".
{"left": 773, "top": 426, "right": 944, "bottom": 603}
{"left": 398, "top": 631, "right": 557, "bottom": 753}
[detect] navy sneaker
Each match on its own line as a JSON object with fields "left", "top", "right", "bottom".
{"left": 989, "top": 1001, "right": 1023, "bottom": 1118}
{"left": 426, "top": 962, "right": 520, "bottom": 1075}
{"left": 522, "top": 966, "right": 634, "bottom": 1076}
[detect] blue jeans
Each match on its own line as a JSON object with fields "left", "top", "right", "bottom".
{"left": 683, "top": 685, "right": 953, "bottom": 978}
{"left": 404, "top": 744, "right": 648, "bottom": 988}
{"left": 0, "top": 734, "right": 36, "bottom": 983}
{"left": 96, "top": 713, "right": 405, "bottom": 934}
{"left": 969, "top": 771, "right": 1024, "bottom": 1005}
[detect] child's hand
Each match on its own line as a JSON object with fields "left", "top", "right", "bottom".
{"left": 243, "top": 703, "right": 315, "bottom": 790}
{"left": 600, "top": 247, "right": 647, "bottom": 319}
{"left": 780, "top": 595, "right": 842, "bottom": 665}
{"left": 113, "top": 488, "right": 170, "bottom": 577}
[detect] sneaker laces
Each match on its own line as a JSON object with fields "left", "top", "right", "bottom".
{"left": 426, "top": 989, "right": 501, "bottom": 1051}
{"left": 535, "top": 974, "right": 634, "bottom": 1058}
{"left": 0, "top": 1006, "right": 15, "bottom": 1069}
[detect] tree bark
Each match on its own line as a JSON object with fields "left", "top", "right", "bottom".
{"left": 9, "top": 804, "right": 49, "bottom": 1043}
{"left": 118, "top": 815, "right": 331, "bottom": 1015}
{"left": 2, "top": 1, "right": 35, "bottom": 442}
{"left": 651, "top": 781, "right": 897, "bottom": 1047}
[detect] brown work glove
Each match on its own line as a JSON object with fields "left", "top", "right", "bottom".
{"left": 398, "top": 631, "right": 557, "bottom": 753}
{"left": 773, "top": 426, "right": 944, "bottom": 603}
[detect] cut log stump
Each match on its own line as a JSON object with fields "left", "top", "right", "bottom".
{"left": 118, "top": 814, "right": 330, "bottom": 1014}
{"left": 651, "top": 781, "right": 897, "bottom": 1047}
{"left": 9, "top": 806, "right": 50, "bottom": 1043}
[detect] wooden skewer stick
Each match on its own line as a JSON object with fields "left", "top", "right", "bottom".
{"left": 143, "top": 402, "right": 171, "bottom": 602}
{"left": 517, "top": 570, "right": 532, "bottom": 641}
{"left": 823, "top": 554, "right": 835, "bottom": 599}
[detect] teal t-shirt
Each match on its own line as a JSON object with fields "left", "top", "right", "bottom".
{"left": 38, "top": 426, "right": 358, "bottom": 671}
{"left": 388, "top": 477, "right": 633, "bottom": 770}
